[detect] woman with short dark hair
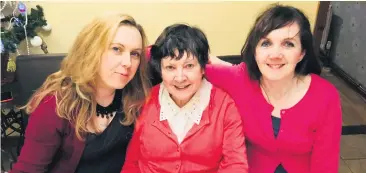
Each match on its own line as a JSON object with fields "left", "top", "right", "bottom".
{"left": 207, "top": 4, "right": 342, "bottom": 173}
{"left": 122, "top": 24, "right": 248, "bottom": 173}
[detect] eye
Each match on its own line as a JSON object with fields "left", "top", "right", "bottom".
{"left": 185, "top": 64, "right": 195, "bottom": 69}
{"left": 165, "top": 65, "right": 175, "bottom": 70}
{"left": 111, "top": 46, "right": 122, "bottom": 54}
{"left": 131, "top": 51, "right": 141, "bottom": 59}
{"left": 284, "top": 41, "right": 295, "bottom": 47}
{"left": 260, "top": 40, "right": 271, "bottom": 47}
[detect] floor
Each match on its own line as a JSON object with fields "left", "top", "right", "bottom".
{"left": 1, "top": 69, "right": 366, "bottom": 173}
{"left": 321, "top": 69, "right": 366, "bottom": 173}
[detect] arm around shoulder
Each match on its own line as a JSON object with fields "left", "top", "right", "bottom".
{"left": 205, "top": 62, "right": 247, "bottom": 96}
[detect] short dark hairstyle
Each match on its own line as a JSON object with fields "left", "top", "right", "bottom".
{"left": 241, "top": 4, "right": 322, "bottom": 81}
{"left": 150, "top": 24, "right": 210, "bottom": 74}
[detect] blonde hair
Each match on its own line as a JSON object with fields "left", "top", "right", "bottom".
{"left": 23, "top": 13, "right": 151, "bottom": 140}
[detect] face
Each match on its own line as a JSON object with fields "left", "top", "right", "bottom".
{"left": 161, "top": 51, "right": 204, "bottom": 107}
{"left": 255, "top": 22, "right": 305, "bottom": 81}
{"left": 98, "top": 25, "right": 142, "bottom": 90}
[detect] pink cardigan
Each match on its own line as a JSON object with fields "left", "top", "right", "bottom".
{"left": 205, "top": 63, "right": 342, "bottom": 173}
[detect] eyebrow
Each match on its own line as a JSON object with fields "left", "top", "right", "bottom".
{"left": 262, "top": 36, "right": 297, "bottom": 40}
{"left": 283, "top": 37, "right": 296, "bottom": 41}
{"left": 110, "top": 43, "right": 142, "bottom": 51}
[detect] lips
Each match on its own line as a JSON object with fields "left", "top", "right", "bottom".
{"left": 267, "top": 64, "right": 285, "bottom": 69}
{"left": 116, "top": 72, "right": 129, "bottom": 77}
{"left": 174, "top": 84, "right": 190, "bottom": 90}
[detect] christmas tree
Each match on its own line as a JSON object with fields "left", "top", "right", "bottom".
{"left": 1, "top": 3, "right": 50, "bottom": 84}
{"left": 1, "top": 5, "right": 48, "bottom": 54}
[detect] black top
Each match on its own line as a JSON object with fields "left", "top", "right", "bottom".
{"left": 75, "top": 111, "right": 134, "bottom": 173}
{"left": 271, "top": 116, "right": 288, "bottom": 173}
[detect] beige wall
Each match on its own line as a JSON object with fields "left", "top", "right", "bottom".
{"left": 22, "top": 1, "right": 319, "bottom": 56}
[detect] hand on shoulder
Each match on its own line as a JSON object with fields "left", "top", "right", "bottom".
{"left": 208, "top": 54, "right": 233, "bottom": 66}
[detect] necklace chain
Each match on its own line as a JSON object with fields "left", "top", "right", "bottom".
{"left": 260, "top": 78, "right": 298, "bottom": 105}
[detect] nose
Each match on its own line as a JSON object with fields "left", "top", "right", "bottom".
{"left": 174, "top": 68, "right": 187, "bottom": 83}
{"left": 120, "top": 52, "right": 132, "bottom": 68}
{"left": 268, "top": 46, "right": 284, "bottom": 59}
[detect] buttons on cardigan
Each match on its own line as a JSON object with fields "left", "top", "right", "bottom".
{"left": 281, "top": 110, "right": 286, "bottom": 115}
{"left": 175, "top": 164, "right": 180, "bottom": 169}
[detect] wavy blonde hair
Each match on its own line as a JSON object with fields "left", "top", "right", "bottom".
{"left": 23, "top": 13, "right": 151, "bottom": 140}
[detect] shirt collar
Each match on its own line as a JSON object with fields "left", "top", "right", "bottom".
{"left": 159, "top": 79, "right": 212, "bottom": 125}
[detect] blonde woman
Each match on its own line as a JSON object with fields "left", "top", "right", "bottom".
{"left": 10, "top": 13, "right": 151, "bottom": 173}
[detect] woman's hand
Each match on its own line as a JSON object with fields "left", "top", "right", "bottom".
{"left": 208, "top": 54, "right": 233, "bottom": 66}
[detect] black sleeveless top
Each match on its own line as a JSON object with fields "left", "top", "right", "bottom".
{"left": 75, "top": 111, "right": 134, "bottom": 173}
{"left": 272, "top": 115, "right": 288, "bottom": 173}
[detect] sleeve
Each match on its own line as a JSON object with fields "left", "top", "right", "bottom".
{"left": 121, "top": 116, "right": 143, "bottom": 173}
{"left": 205, "top": 63, "right": 247, "bottom": 96}
{"left": 10, "top": 100, "right": 62, "bottom": 173}
{"left": 310, "top": 89, "right": 342, "bottom": 173}
{"left": 218, "top": 96, "right": 249, "bottom": 173}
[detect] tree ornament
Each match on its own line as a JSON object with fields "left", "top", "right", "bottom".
{"left": 17, "top": 2, "right": 27, "bottom": 16}
{"left": 30, "top": 36, "right": 42, "bottom": 47}
{"left": 42, "top": 23, "right": 52, "bottom": 31}
{"left": 7, "top": 55, "right": 16, "bottom": 72}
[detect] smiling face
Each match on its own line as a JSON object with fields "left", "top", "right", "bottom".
{"left": 161, "top": 51, "right": 204, "bottom": 107}
{"left": 255, "top": 22, "right": 305, "bottom": 81}
{"left": 98, "top": 25, "right": 142, "bottom": 90}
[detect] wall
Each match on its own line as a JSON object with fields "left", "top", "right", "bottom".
{"left": 329, "top": 1, "right": 366, "bottom": 88}
{"left": 20, "top": 1, "right": 318, "bottom": 56}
